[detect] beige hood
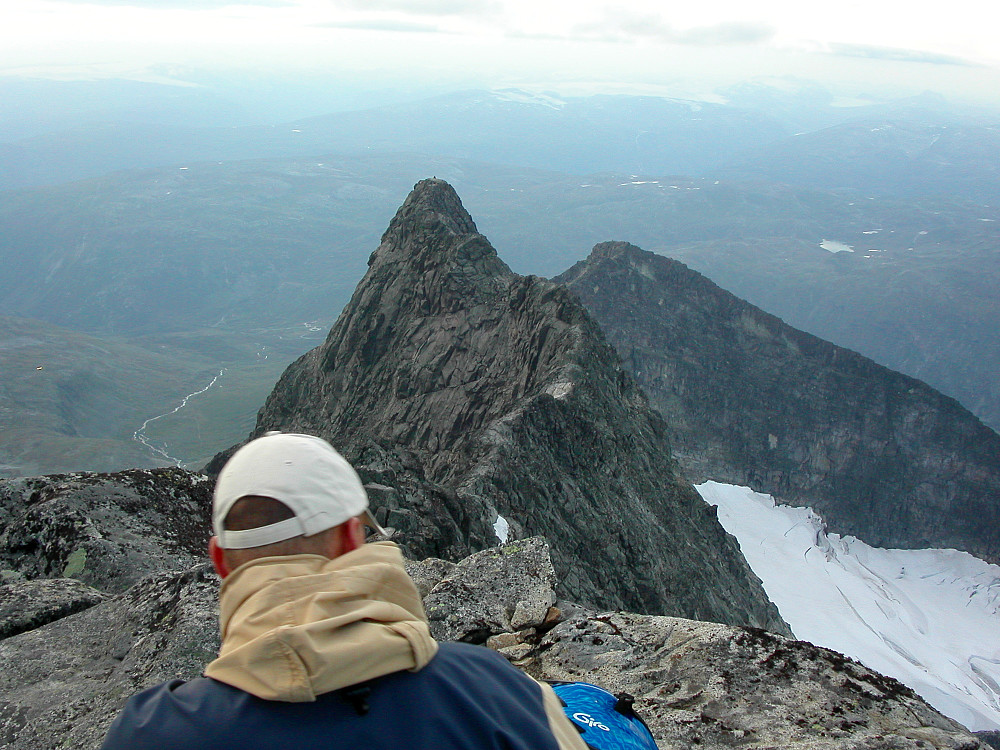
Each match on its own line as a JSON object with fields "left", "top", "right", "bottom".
{"left": 204, "top": 541, "right": 438, "bottom": 702}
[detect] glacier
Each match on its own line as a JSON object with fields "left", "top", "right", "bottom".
{"left": 697, "top": 481, "right": 1000, "bottom": 732}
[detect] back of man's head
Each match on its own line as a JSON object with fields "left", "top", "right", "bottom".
{"left": 210, "top": 432, "right": 384, "bottom": 571}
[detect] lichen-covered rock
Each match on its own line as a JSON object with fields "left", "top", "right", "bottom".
{"left": 0, "top": 577, "right": 104, "bottom": 639}
{"left": 403, "top": 555, "right": 457, "bottom": 598}
{"left": 0, "top": 468, "right": 212, "bottom": 593}
{"left": 527, "top": 612, "right": 985, "bottom": 749}
{"left": 444, "top": 539, "right": 986, "bottom": 749}
{"left": 0, "top": 564, "right": 219, "bottom": 750}
{"left": 423, "top": 537, "right": 556, "bottom": 642}
{"left": 0, "top": 539, "right": 987, "bottom": 750}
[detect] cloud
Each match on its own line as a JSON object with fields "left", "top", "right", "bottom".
{"left": 571, "top": 11, "right": 774, "bottom": 47}
{"left": 828, "top": 44, "right": 977, "bottom": 67}
{"left": 673, "top": 22, "right": 774, "bottom": 46}
{"left": 331, "top": 0, "right": 500, "bottom": 15}
{"left": 311, "top": 0, "right": 501, "bottom": 35}
{"left": 314, "top": 19, "right": 445, "bottom": 33}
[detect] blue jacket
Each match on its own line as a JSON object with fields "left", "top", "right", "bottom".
{"left": 100, "top": 546, "right": 585, "bottom": 750}
{"left": 101, "top": 642, "right": 571, "bottom": 750}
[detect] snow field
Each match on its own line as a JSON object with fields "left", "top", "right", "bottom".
{"left": 696, "top": 481, "right": 1000, "bottom": 731}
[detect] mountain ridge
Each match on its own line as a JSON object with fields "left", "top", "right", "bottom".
{"left": 556, "top": 241, "right": 1000, "bottom": 564}
{"left": 213, "top": 178, "right": 788, "bottom": 631}
{"left": 0, "top": 176, "right": 993, "bottom": 748}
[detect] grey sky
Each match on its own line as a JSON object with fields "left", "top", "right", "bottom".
{"left": 829, "top": 44, "right": 978, "bottom": 68}
{"left": 315, "top": 19, "right": 446, "bottom": 33}
{"left": 333, "top": 0, "right": 500, "bottom": 13}
{"left": 2, "top": 0, "right": 998, "bottom": 108}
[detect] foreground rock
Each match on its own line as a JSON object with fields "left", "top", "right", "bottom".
{"left": 0, "top": 565, "right": 218, "bottom": 749}
{"left": 210, "top": 178, "right": 786, "bottom": 632}
{"left": 532, "top": 615, "right": 982, "bottom": 750}
{"left": 419, "top": 537, "right": 559, "bottom": 642}
{"left": 556, "top": 242, "right": 1000, "bottom": 564}
{"left": 0, "top": 469, "right": 213, "bottom": 593}
{"left": 0, "top": 577, "right": 103, "bottom": 639}
{"left": 0, "top": 538, "right": 985, "bottom": 749}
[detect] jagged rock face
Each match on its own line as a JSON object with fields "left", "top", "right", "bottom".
{"left": 556, "top": 242, "right": 1000, "bottom": 564}
{"left": 0, "top": 539, "right": 985, "bottom": 750}
{"left": 0, "top": 469, "right": 213, "bottom": 592}
{"left": 220, "top": 179, "right": 786, "bottom": 631}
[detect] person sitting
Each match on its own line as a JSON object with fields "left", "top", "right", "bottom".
{"left": 100, "top": 431, "right": 587, "bottom": 750}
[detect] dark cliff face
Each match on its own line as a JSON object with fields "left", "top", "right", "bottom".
{"left": 555, "top": 241, "right": 1000, "bottom": 564}
{"left": 217, "top": 179, "right": 787, "bottom": 632}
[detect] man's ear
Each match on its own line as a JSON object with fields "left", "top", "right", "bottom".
{"left": 327, "top": 516, "right": 365, "bottom": 559}
{"left": 209, "top": 536, "right": 231, "bottom": 579}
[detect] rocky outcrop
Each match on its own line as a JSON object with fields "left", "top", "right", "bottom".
{"left": 0, "top": 564, "right": 219, "bottom": 750}
{"left": 210, "top": 179, "right": 786, "bottom": 632}
{"left": 0, "top": 468, "right": 219, "bottom": 748}
{"left": 0, "top": 537, "right": 986, "bottom": 749}
{"left": 556, "top": 242, "right": 1000, "bottom": 564}
{"left": 0, "top": 469, "right": 213, "bottom": 592}
{"left": 0, "top": 576, "right": 103, "bottom": 639}
{"left": 419, "top": 537, "right": 559, "bottom": 643}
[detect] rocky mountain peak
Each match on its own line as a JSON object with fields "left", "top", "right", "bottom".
{"left": 569, "top": 241, "right": 716, "bottom": 296}
{"left": 381, "top": 177, "right": 479, "bottom": 241}
{"left": 368, "top": 177, "right": 503, "bottom": 282}
{"left": 587, "top": 240, "right": 639, "bottom": 261}
{"left": 215, "top": 180, "right": 788, "bottom": 631}
{"left": 557, "top": 242, "right": 1000, "bottom": 564}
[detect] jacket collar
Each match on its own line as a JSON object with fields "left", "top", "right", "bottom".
{"left": 204, "top": 541, "right": 438, "bottom": 702}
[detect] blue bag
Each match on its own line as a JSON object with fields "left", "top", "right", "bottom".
{"left": 550, "top": 682, "right": 658, "bottom": 750}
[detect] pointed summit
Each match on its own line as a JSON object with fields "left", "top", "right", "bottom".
{"left": 381, "top": 178, "right": 480, "bottom": 244}
{"left": 217, "top": 180, "right": 788, "bottom": 631}
{"left": 356, "top": 177, "right": 512, "bottom": 323}
{"left": 557, "top": 242, "right": 1000, "bottom": 564}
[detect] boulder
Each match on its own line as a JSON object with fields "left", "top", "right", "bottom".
{"left": 0, "top": 577, "right": 103, "bottom": 639}
{"left": 423, "top": 537, "right": 556, "bottom": 642}
{"left": 0, "top": 468, "right": 213, "bottom": 593}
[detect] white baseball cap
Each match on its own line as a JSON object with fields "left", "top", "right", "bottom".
{"left": 212, "top": 432, "right": 386, "bottom": 549}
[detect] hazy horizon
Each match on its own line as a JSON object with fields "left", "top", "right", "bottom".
{"left": 3, "top": 0, "right": 1000, "bottom": 125}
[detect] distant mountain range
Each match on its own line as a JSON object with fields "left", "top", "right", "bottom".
{"left": 2, "top": 85, "right": 996, "bottom": 200}
{"left": 720, "top": 115, "right": 1000, "bottom": 203}
{"left": 1, "top": 87, "right": 788, "bottom": 191}
{"left": 1, "top": 83, "right": 997, "bottom": 472}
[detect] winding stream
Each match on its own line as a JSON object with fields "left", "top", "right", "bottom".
{"left": 133, "top": 369, "right": 226, "bottom": 466}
